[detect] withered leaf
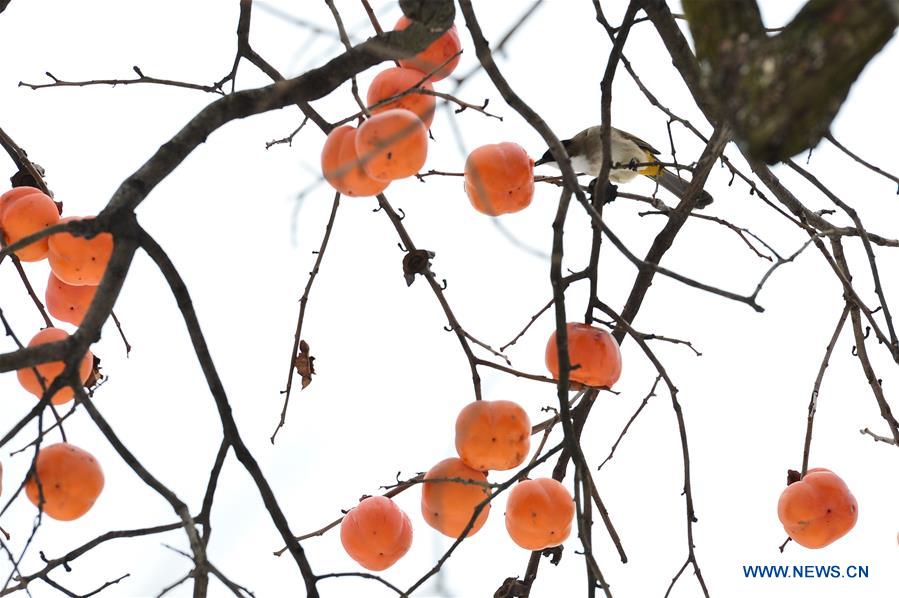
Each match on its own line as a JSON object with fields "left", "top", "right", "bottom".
{"left": 402, "top": 248, "right": 436, "bottom": 286}
{"left": 295, "top": 340, "right": 316, "bottom": 390}
{"left": 542, "top": 545, "right": 563, "bottom": 566}
{"left": 10, "top": 161, "right": 46, "bottom": 189}
{"left": 85, "top": 355, "right": 104, "bottom": 393}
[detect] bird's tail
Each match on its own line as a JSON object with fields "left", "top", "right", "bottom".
{"left": 653, "top": 168, "right": 714, "bottom": 208}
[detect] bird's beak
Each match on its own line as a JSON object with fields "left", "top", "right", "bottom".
{"left": 535, "top": 156, "right": 552, "bottom": 167}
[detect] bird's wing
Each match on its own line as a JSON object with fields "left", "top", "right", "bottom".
{"left": 611, "top": 127, "right": 661, "bottom": 155}
{"left": 571, "top": 126, "right": 599, "bottom": 145}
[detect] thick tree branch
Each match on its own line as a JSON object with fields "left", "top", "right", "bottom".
{"left": 95, "top": 2, "right": 454, "bottom": 218}
{"left": 682, "top": 0, "right": 897, "bottom": 162}
{"left": 613, "top": 126, "right": 731, "bottom": 339}
{"left": 137, "top": 227, "right": 320, "bottom": 595}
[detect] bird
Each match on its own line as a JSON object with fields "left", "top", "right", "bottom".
{"left": 535, "top": 126, "right": 714, "bottom": 208}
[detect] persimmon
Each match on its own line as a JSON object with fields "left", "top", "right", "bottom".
{"left": 778, "top": 468, "right": 858, "bottom": 549}
{"left": 464, "top": 143, "right": 534, "bottom": 216}
{"left": 545, "top": 323, "right": 622, "bottom": 388}
{"left": 0, "top": 186, "right": 43, "bottom": 221}
{"left": 455, "top": 400, "right": 531, "bottom": 472}
{"left": 25, "top": 443, "right": 104, "bottom": 521}
{"left": 505, "top": 478, "right": 574, "bottom": 550}
{"left": 340, "top": 496, "right": 413, "bottom": 571}
{"left": 421, "top": 457, "right": 490, "bottom": 538}
{"left": 355, "top": 109, "right": 428, "bottom": 181}
{"left": 0, "top": 190, "right": 59, "bottom": 262}
{"left": 16, "top": 327, "right": 93, "bottom": 405}
{"left": 321, "top": 125, "right": 391, "bottom": 197}
{"left": 394, "top": 17, "right": 461, "bottom": 81}
{"left": 367, "top": 67, "right": 437, "bottom": 128}
{"left": 47, "top": 217, "right": 113, "bottom": 286}
{"left": 45, "top": 272, "right": 97, "bottom": 326}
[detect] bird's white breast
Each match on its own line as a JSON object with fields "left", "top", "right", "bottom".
{"left": 570, "top": 154, "right": 594, "bottom": 174}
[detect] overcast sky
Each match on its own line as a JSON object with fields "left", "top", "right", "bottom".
{"left": 1, "top": 1, "right": 898, "bottom": 597}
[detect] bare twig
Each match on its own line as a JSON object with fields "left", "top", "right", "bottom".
{"left": 825, "top": 132, "right": 899, "bottom": 191}
{"left": 273, "top": 194, "right": 341, "bottom": 443}
{"left": 800, "top": 306, "right": 850, "bottom": 475}
{"left": 19, "top": 68, "right": 228, "bottom": 94}
{"left": 860, "top": 427, "right": 897, "bottom": 445}
{"left": 597, "top": 376, "right": 662, "bottom": 471}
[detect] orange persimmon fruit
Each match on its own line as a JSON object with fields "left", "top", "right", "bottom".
{"left": 340, "top": 496, "right": 413, "bottom": 571}
{"left": 25, "top": 443, "right": 104, "bottom": 521}
{"left": 455, "top": 400, "right": 531, "bottom": 472}
{"left": 45, "top": 272, "right": 98, "bottom": 326}
{"left": 48, "top": 217, "right": 114, "bottom": 286}
{"left": 421, "top": 457, "right": 490, "bottom": 539}
{"left": 367, "top": 67, "right": 436, "bottom": 128}
{"left": 464, "top": 142, "right": 534, "bottom": 216}
{"left": 355, "top": 108, "right": 428, "bottom": 182}
{"left": 505, "top": 478, "right": 574, "bottom": 550}
{"left": 321, "top": 125, "right": 391, "bottom": 197}
{"left": 0, "top": 186, "right": 44, "bottom": 221}
{"left": 394, "top": 16, "right": 461, "bottom": 81}
{"left": 0, "top": 190, "right": 59, "bottom": 262}
{"left": 777, "top": 468, "right": 858, "bottom": 549}
{"left": 16, "top": 327, "right": 93, "bottom": 405}
{"left": 545, "top": 323, "right": 622, "bottom": 388}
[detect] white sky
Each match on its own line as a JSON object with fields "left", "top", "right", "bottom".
{"left": 1, "top": 1, "right": 898, "bottom": 597}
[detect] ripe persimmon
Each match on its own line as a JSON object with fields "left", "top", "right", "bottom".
{"left": 367, "top": 67, "right": 436, "bottom": 128}
{"left": 48, "top": 217, "right": 113, "bottom": 286}
{"left": 455, "top": 400, "right": 531, "bottom": 471}
{"left": 340, "top": 496, "right": 413, "bottom": 571}
{"left": 355, "top": 109, "right": 428, "bottom": 181}
{"left": 394, "top": 17, "right": 461, "bottom": 81}
{"left": 778, "top": 468, "right": 858, "bottom": 549}
{"left": 16, "top": 327, "right": 93, "bottom": 405}
{"left": 25, "top": 443, "right": 104, "bottom": 521}
{"left": 545, "top": 323, "right": 622, "bottom": 388}
{"left": 1, "top": 190, "right": 60, "bottom": 262}
{"left": 321, "top": 125, "right": 391, "bottom": 197}
{"left": 505, "top": 478, "right": 574, "bottom": 550}
{"left": 464, "top": 143, "right": 534, "bottom": 216}
{"left": 0, "top": 186, "right": 44, "bottom": 221}
{"left": 45, "top": 272, "right": 97, "bottom": 326}
{"left": 421, "top": 457, "right": 490, "bottom": 539}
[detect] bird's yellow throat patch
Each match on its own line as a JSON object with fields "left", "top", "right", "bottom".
{"left": 638, "top": 151, "right": 662, "bottom": 177}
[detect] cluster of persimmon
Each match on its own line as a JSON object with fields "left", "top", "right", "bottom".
{"left": 340, "top": 398, "right": 575, "bottom": 571}
{"left": 1, "top": 186, "right": 112, "bottom": 327}
{"left": 0, "top": 186, "right": 109, "bottom": 521}
{"left": 339, "top": 312, "right": 626, "bottom": 569}
{"left": 318, "top": 14, "right": 537, "bottom": 218}
{"left": 321, "top": 17, "right": 462, "bottom": 196}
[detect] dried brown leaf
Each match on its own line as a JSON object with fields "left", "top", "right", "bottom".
{"left": 295, "top": 340, "right": 316, "bottom": 390}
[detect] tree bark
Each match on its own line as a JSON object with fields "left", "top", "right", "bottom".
{"left": 682, "top": 0, "right": 897, "bottom": 163}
